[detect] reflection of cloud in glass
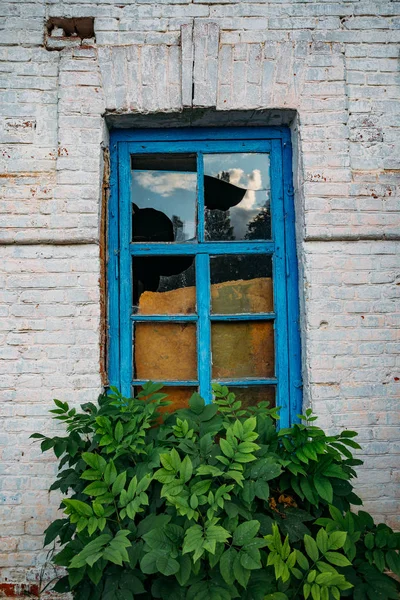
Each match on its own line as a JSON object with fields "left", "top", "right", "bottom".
{"left": 132, "top": 170, "right": 197, "bottom": 241}
{"left": 135, "top": 171, "right": 195, "bottom": 197}
{"left": 204, "top": 153, "right": 271, "bottom": 240}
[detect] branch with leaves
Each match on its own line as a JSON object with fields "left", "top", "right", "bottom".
{"left": 31, "top": 383, "right": 400, "bottom": 600}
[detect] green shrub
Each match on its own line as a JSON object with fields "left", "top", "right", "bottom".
{"left": 32, "top": 384, "right": 400, "bottom": 600}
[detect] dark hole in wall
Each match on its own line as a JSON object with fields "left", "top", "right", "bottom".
{"left": 46, "top": 17, "right": 95, "bottom": 39}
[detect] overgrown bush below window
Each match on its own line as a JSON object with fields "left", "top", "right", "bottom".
{"left": 32, "top": 384, "right": 400, "bottom": 600}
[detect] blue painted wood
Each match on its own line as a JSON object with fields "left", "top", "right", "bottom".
{"left": 132, "top": 380, "right": 198, "bottom": 387}
{"left": 111, "top": 127, "right": 289, "bottom": 143}
{"left": 197, "top": 253, "right": 212, "bottom": 404}
{"left": 282, "top": 135, "right": 303, "bottom": 424}
{"left": 125, "top": 140, "right": 271, "bottom": 155}
{"left": 131, "top": 314, "right": 198, "bottom": 322}
{"left": 197, "top": 152, "right": 205, "bottom": 242}
{"left": 118, "top": 144, "right": 133, "bottom": 398}
{"left": 130, "top": 241, "right": 275, "bottom": 255}
{"left": 270, "top": 139, "right": 290, "bottom": 428}
{"left": 210, "top": 313, "right": 276, "bottom": 321}
{"left": 108, "top": 140, "right": 120, "bottom": 390}
{"left": 212, "top": 379, "right": 277, "bottom": 386}
{"left": 108, "top": 126, "right": 302, "bottom": 426}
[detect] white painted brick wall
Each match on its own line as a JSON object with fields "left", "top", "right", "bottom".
{"left": 0, "top": 0, "right": 399, "bottom": 592}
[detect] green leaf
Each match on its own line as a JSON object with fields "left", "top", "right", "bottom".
{"left": 112, "top": 472, "right": 127, "bottom": 496}
{"left": 104, "top": 461, "right": 117, "bottom": 485}
{"left": 324, "top": 552, "right": 351, "bottom": 567}
{"left": 311, "top": 583, "right": 321, "bottom": 600}
{"left": 153, "top": 468, "right": 175, "bottom": 484}
{"left": 233, "top": 520, "right": 260, "bottom": 546}
{"left": 206, "top": 524, "right": 231, "bottom": 548}
{"left": 314, "top": 475, "right": 333, "bottom": 504}
{"left": 191, "top": 479, "right": 212, "bottom": 495}
{"left": 220, "top": 437, "right": 235, "bottom": 458}
{"left": 80, "top": 469, "right": 102, "bottom": 481}
{"left": 220, "top": 548, "right": 237, "bottom": 585}
{"left": 103, "top": 546, "right": 124, "bottom": 566}
{"left": 264, "top": 595, "right": 289, "bottom": 600}
{"left": 160, "top": 449, "right": 181, "bottom": 472}
{"left": 316, "top": 528, "right": 329, "bottom": 554}
{"left": 183, "top": 525, "right": 204, "bottom": 555}
{"left": 254, "top": 480, "right": 269, "bottom": 501}
{"left": 373, "top": 548, "right": 386, "bottom": 572}
{"left": 87, "top": 516, "right": 98, "bottom": 536}
{"left": 296, "top": 550, "right": 310, "bottom": 571}
{"left": 63, "top": 499, "right": 93, "bottom": 518}
{"left": 301, "top": 478, "right": 317, "bottom": 505}
{"left": 180, "top": 455, "right": 193, "bottom": 483}
{"left": 249, "top": 458, "right": 282, "bottom": 481}
{"left": 175, "top": 554, "right": 192, "bottom": 586}
{"left": 93, "top": 503, "right": 105, "bottom": 517}
{"left": 114, "top": 421, "right": 124, "bottom": 442}
{"left": 82, "top": 481, "right": 109, "bottom": 497}
{"left": 189, "top": 392, "right": 205, "bottom": 415}
{"left": 242, "top": 480, "right": 256, "bottom": 504}
{"left": 385, "top": 550, "right": 400, "bottom": 577}
{"left": 304, "top": 535, "right": 319, "bottom": 562}
{"left": 82, "top": 452, "right": 106, "bottom": 470}
{"left": 44, "top": 519, "right": 66, "bottom": 546}
{"left": 68, "top": 567, "right": 86, "bottom": 588}
{"left": 240, "top": 544, "right": 261, "bottom": 570}
{"left": 328, "top": 531, "right": 347, "bottom": 551}
{"left": 69, "top": 535, "right": 111, "bottom": 569}
{"left": 364, "top": 533, "right": 374, "bottom": 550}
{"left": 156, "top": 554, "right": 180, "bottom": 576}
{"left": 276, "top": 508, "right": 313, "bottom": 543}
{"left": 243, "top": 416, "right": 257, "bottom": 433}
{"left": 137, "top": 473, "right": 152, "bottom": 494}
{"left": 233, "top": 551, "right": 250, "bottom": 587}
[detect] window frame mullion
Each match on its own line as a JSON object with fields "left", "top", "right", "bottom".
{"left": 118, "top": 143, "right": 133, "bottom": 398}
{"left": 196, "top": 253, "right": 212, "bottom": 403}
{"left": 270, "top": 138, "right": 290, "bottom": 428}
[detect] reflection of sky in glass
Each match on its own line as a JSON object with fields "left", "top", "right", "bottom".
{"left": 131, "top": 153, "right": 271, "bottom": 242}
{"left": 204, "top": 153, "right": 271, "bottom": 240}
{"left": 131, "top": 170, "right": 197, "bottom": 241}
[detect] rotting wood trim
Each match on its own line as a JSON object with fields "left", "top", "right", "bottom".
{"left": 99, "top": 145, "right": 110, "bottom": 387}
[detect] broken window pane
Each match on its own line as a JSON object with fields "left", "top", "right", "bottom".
{"left": 204, "top": 153, "right": 271, "bottom": 241}
{"left": 133, "top": 256, "right": 196, "bottom": 314}
{"left": 134, "top": 322, "right": 197, "bottom": 381}
{"left": 210, "top": 254, "right": 273, "bottom": 314}
{"left": 131, "top": 153, "right": 197, "bottom": 243}
{"left": 227, "top": 386, "right": 276, "bottom": 409}
{"left": 211, "top": 321, "right": 275, "bottom": 379}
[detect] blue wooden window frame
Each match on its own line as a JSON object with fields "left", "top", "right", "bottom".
{"left": 108, "top": 127, "right": 302, "bottom": 427}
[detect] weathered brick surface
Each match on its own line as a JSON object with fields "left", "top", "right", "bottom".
{"left": 0, "top": 0, "right": 399, "bottom": 590}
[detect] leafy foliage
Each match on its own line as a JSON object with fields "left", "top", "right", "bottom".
{"left": 32, "top": 384, "right": 400, "bottom": 600}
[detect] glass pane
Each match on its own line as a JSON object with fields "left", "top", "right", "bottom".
{"left": 133, "top": 386, "right": 197, "bottom": 412}
{"left": 211, "top": 254, "right": 273, "bottom": 314}
{"left": 131, "top": 153, "right": 197, "bottom": 243}
{"left": 211, "top": 322, "right": 274, "bottom": 379}
{"left": 204, "top": 153, "right": 271, "bottom": 241}
{"left": 228, "top": 386, "right": 275, "bottom": 409}
{"left": 134, "top": 323, "right": 197, "bottom": 381}
{"left": 133, "top": 256, "right": 196, "bottom": 314}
